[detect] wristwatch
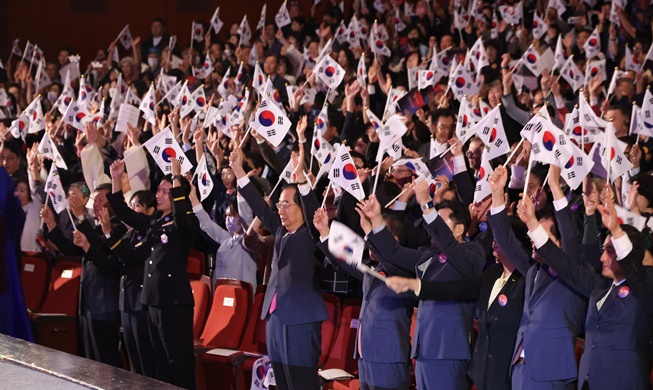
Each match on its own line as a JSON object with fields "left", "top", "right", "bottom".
{"left": 172, "top": 175, "right": 183, "bottom": 181}
{"left": 420, "top": 200, "right": 435, "bottom": 212}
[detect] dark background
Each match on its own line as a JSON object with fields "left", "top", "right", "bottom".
{"left": 0, "top": 0, "right": 349, "bottom": 68}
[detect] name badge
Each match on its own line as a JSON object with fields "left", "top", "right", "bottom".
{"left": 161, "top": 234, "right": 168, "bottom": 244}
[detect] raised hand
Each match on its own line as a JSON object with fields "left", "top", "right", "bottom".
{"left": 345, "top": 80, "right": 361, "bottom": 98}
{"left": 98, "top": 208, "right": 112, "bottom": 236}
{"left": 359, "top": 195, "right": 382, "bottom": 225}
{"left": 86, "top": 122, "right": 99, "bottom": 145}
{"left": 516, "top": 195, "right": 537, "bottom": 229}
{"left": 69, "top": 196, "right": 86, "bottom": 219}
{"left": 598, "top": 193, "right": 621, "bottom": 234}
{"left": 414, "top": 179, "right": 432, "bottom": 207}
{"left": 73, "top": 230, "right": 90, "bottom": 252}
{"left": 188, "top": 179, "right": 200, "bottom": 206}
{"left": 448, "top": 137, "right": 463, "bottom": 157}
{"left": 583, "top": 180, "right": 599, "bottom": 216}
{"left": 126, "top": 124, "right": 141, "bottom": 146}
{"left": 355, "top": 204, "right": 373, "bottom": 235}
{"left": 296, "top": 115, "right": 308, "bottom": 141}
{"left": 171, "top": 157, "right": 181, "bottom": 177}
{"left": 626, "top": 182, "right": 640, "bottom": 214}
{"left": 313, "top": 208, "right": 330, "bottom": 238}
{"left": 385, "top": 276, "right": 420, "bottom": 294}
{"left": 110, "top": 160, "right": 125, "bottom": 178}
{"left": 40, "top": 205, "right": 57, "bottom": 230}
{"left": 292, "top": 143, "right": 306, "bottom": 183}
{"left": 229, "top": 148, "right": 246, "bottom": 178}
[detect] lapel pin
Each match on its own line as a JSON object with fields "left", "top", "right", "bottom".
{"left": 618, "top": 286, "right": 630, "bottom": 298}
{"left": 161, "top": 234, "right": 168, "bottom": 244}
{"left": 498, "top": 294, "right": 508, "bottom": 306}
{"left": 438, "top": 253, "right": 447, "bottom": 263}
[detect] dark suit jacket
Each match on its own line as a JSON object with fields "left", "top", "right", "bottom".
{"left": 537, "top": 235, "right": 653, "bottom": 389}
{"left": 317, "top": 241, "right": 416, "bottom": 364}
{"left": 47, "top": 218, "right": 126, "bottom": 316}
{"left": 419, "top": 263, "right": 525, "bottom": 390}
{"left": 487, "top": 206, "right": 587, "bottom": 382}
{"left": 107, "top": 187, "right": 198, "bottom": 307}
{"left": 103, "top": 228, "right": 148, "bottom": 313}
{"left": 238, "top": 180, "right": 327, "bottom": 325}
{"left": 368, "top": 214, "right": 485, "bottom": 360}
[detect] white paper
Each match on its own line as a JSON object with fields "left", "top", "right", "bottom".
{"left": 61, "top": 269, "right": 73, "bottom": 279}
{"left": 115, "top": 103, "right": 140, "bottom": 133}
{"left": 223, "top": 297, "right": 235, "bottom": 307}
{"left": 318, "top": 368, "right": 355, "bottom": 380}
{"left": 205, "top": 348, "right": 240, "bottom": 357}
{"left": 24, "top": 264, "right": 35, "bottom": 272}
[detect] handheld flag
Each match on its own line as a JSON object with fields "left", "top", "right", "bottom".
{"left": 143, "top": 127, "right": 194, "bottom": 174}
{"left": 45, "top": 164, "right": 69, "bottom": 214}
{"left": 329, "top": 144, "right": 365, "bottom": 200}
{"left": 196, "top": 154, "right": 214, "bottom": 201}
{"left": 251, "top": 95, "right": 291, "bottom": 147}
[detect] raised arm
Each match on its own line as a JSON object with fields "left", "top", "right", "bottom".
{"left": 312, "top": 208, "right": 364, "bottom": 281}
{"left": 486, "top": 165, "right": 534, "bottom": 276}
{"left": 548, "top": 166, "right": 582, "bottom": 264}
{"left": 230, "top": 148, "right": 281, "bottom": 233}
{"left": 188, "top": 180, "right": 231, "bottom": 244}
{"left": 170, "top": 158, "right": 199, "bottom": 239}
{"left": 386, "top": 275, "right": 482, "bottom": 301}
{"left": 518, "top": 194, "right": 597, "bottom": 297}
{"left": 108, "top": 160, "right": 151, "bottom": 232}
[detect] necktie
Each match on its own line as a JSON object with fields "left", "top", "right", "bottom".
{"left": 596, "top": 284, "right": 617, "bottom": 310}
{"left": 489, "top": 272, "right": 510, "bottom": 307}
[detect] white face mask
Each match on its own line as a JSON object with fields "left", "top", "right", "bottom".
{"left": 224, "top": 49, "right": 231, "bottom": 58}
{"left": 109, "top": 87, "right": 116, "bottom": 98}
{"left": 148, "top": 57, "right": 159, "bottom": 69}
{"left": 47, "top": 91, "right": 58, "bottom": 102}
{"left": 515, "top": 29, "right": 522, "bottom": 40}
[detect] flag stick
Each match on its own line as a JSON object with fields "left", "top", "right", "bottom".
{"left": 40, "top": 193, "right": 51, "bottom": 230}
{"left": 301, "top": 71, "right": 315, "bottom": 89}
{"left": 356, "top": 263, "right": 387, "bottom": 282}
{"left": 245, "top": 216, "right": 261, "bottom": 236}
{"left": 66, "top": 208, "right": 78, "bottom": 231}
{"left": 321, "top": 181, "right": 332, "bottom": 209}
{"left": 19, "top": 41, "right": 28, "bottom": 65}
{"left": 523, "top": 159, "right": 533, "bottom": 198}
{"left": 371, "top": 157, "right": 383, "bottom": 196}
{"left": 309, "top": 152, "right": 314, "bottom": 172}
{"left": 501, "top": 138, "right": 525, "bottom": 168}
{"left": 238, "top": 126, "right": 252, "bottom": 148}
{"left": 28, "top": 46, "right": 36, "bottom": 75}
{"left": 157, "top": 81, "right": 182, "bottom": 106}
{"left": 190, "top": 21, "right": 194, "bottom": 51}
{"left": 439, "top": 143, "right": 455, "bottom": 157}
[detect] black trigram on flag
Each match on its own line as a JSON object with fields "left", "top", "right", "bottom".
{"left": 153, "top": 146, "right": 161, "bottom": 154}
{"left": 43, "top": 147, "right": 50, "bottom": 153}
{"left": 577, "top": 156, "right": 583, "bottom": 166}
{"left": 47, "top": 182, "right": 57, "bottom": 190}
{"left": 351, "top": 183, "right": 361, "bottom": 190}
{"left": 554, "top": 150, "right": 562, "bottom": 159}
{"left": 494, "top": 139, "right": 503, "bottom": 148}
{"left": 277, "top": 117, "right": 284, "bottom": 125}
{"left": 332, "top": 168, "right": 340, "bottom": 178}
{"left": 615, "top": 156, "right": 623, "bottom": 165}
{"left": 558, "top": 135, "right": 567, "bottom": 145}
{"left": 165, "top": 165, "right": 171, "bottom": 171}
{"left": 567, "top": 171, "right": 576, "bottom": 180}
{"left": 165, "top": 138, "right": 173, "bottom": 145}
{"left": 267, "top": 129, "right": 276, "bottom": 137}
{"left": 340, "top": 154, "right": 349, "bottom": 162}
{"left": 178, "top": 156, "right": 185, "bottom": 165}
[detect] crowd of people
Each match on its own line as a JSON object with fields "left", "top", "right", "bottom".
{"left": 2, "top": 0, "right": 653, "bottom": 389}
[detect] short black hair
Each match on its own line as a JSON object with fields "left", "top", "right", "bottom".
{"left": 619, "top": 224, "right": 646, "bottom": 265}
{"left": 152, "top": 18, "right": 166, "bottom": 28}
{"left": 161, "top": 174, "right": 191, "bottom": 196}
{"left": 280, "top": 184, "right": 302, "bottom": 210}
{"left": 130, "top": 190, "right": 156, "bottom": 209}
{"left": 436, "top": 199, "right": 472, "bottom": 236}
{"left": 95, "top": 183, "right": 112, "bottom": 193}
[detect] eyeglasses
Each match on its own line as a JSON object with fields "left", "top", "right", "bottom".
{"left": 276, "top": 202, "right": 298, "bottom": 210}
{"left": 437, "top": 124, "right": 455, "bottom": 130}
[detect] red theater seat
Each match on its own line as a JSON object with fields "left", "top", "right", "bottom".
{"left": 320, "top": 300, "right": 362, "bottom": 389}
{"left": 191, "top": 279, "right": 211, "bottom": 339}
{"left": 31, "top": 257, "right": 82, "bottom": 355}
{"left": 20, "top": 253, "right": 50, "bottom": 312}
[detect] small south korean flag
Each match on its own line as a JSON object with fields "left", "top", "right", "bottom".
{"left": 196, "top": 154, "right": 214, "bottom": 201}
{"left": 315, "top": 55, "right": 346, "bottom": 90}
{"left": 143, "top": 127, "right": 194, "bottom": 175}
{"left": 250, "top": 96, "right": 291, "bottom": 148}
{"left": 328, "top": 220, "right": 365, "bottom": 267}
{"left": 329, "top": 144, "right": 365, "bottom": 200}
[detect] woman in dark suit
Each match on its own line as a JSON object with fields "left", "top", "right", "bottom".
{"left": 385, "top": 216, "right": 530, "bottom": 390}
{"left": 98, "top": 190, "right": 156, "bottom": 378}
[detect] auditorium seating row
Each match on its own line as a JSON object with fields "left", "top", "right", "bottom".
{"left": 19, "top": 252, "right": 609, "bottom": 389}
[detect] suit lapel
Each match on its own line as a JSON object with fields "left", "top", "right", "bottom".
{"left": 529, "top": 265, "right": 553, "bottom": 306}
{"left": 598, "top": 283, "right": 622, "bottom": 316}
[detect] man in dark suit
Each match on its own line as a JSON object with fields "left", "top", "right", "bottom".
{"left": 385, "top": 214, "right": 529, "bottom": 390}
{"left": 314, "top": 209, "right": 416, "bottom": 389}
{"left": 361, "top": 181, "right": 485, "bottom": 390}
{"left": 140, "top": 18, "right": 179, "bottom": 62}
{"left": 263, "top": 53, "right": 290, "bottom": 105}
{"left": 42, "top": 183, "right": 126, "bottom": 368}
{"left": 518, "top": 167, "right": 653, "bottom": 389}
{"left": 487, "top": 165, "right": 586, "bottom": 390}
{"left": 231, "top": 147, "right": 326, "bottom": 390}
{"left": 108, "top": 159, "right": 198, "bottom": 389}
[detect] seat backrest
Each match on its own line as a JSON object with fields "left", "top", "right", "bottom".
{"left": 39, "top": 260, "right": 82, "bottom": 316}
{"left": 321, "top": 300, "right": 361, "bottom": 374}
{"left": 20, "top": 254, "right": 50, "bottom": 312}
{"left": 191, "top": 279, "right": 211, "bottom": 339}
{"left": 410, "top": 308, "right": 418, "bottom": 342}
{"left": 575, "top": 338, "right": 585, "bottom": 366}
{"left": 198, "top": 282, "right": 250, "bottom": 348}
{"left": 237, "top": 292, "right": 268, "bottom": 355}
{"left": 319, "top": 293, "right": 341, "bottom": 367}
{"left": 187, "top": 250, "right": 205, "bottom": 279}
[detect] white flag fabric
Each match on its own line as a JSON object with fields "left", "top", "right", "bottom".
{"left": 162, "top": 81, "right": 182, "bottom": 108}
{"left": 564, "top": 106, "right": 598, "bottom": 145}
{"left": 263, "top": 77, "right": 285, "bottom": 111}
{"left": 328, "top": 220, "right": 365, "bottom": 267}
{"left": 625, "top": 46, "right": 642, "bottom": 72}
{"left": 472, "top": 106, "right": 509, "bottom": 160}
{"left": 315, "top": 143, "right": 339, "bottom": 183}
{"left": 585, "top": 60, "right": 606, "bottom": 83}
{"left": 356, "top": 55, "right": 367, "bottom": 88}
{"left": 533, "top": 13, "right": 548, "bottom": 40}
{"left": 234, "top": 62, "right": 246, "bottom": 88}
{"left": 230, "top": 89, "right": 250, "bottom": 126}
{"left": 376, "top": 115, "right": 407, "bottom": 161}
{"left": 250, "top": 96, "right": 291, "bottom": 147}
{"left": 62, "top": 100, "right": 91, "bottom": 131}
{"left": 469, "top": 37, "right": 489, "bottom": 71}
{"left": 640, "top": 88, "right": 653, "bottom": 133}
{"left": 78, "top": 76, "right": 96, "bottom": 110}
{"left": 195, "top": 53, "right": 214, "bottom": 80}
{"left": 607, "top": 69, "right": 627, "bottom": 98}
{"left": 548, "top": 0, "right": 566, "bottom": 16}
{"left": 523, "top": 115, "right": 573, "bottom": 169}
{"left": 559, "top": 56, "right": 584, "bottom": 92}
{"left": 252, "top": 63, "right": 266, "bottom": 96}
{"left": 614, "top": 204, "right": 647, "bottom": 231}
{"left": 498, "top": 3, "right": 523, "bottom": 24}
{"left": 275, "top": 1, "right": 291, "bottom": 29}
{"left": 393, "top": 158, "right": 430, "bottom": 177}
{"left": 522, "top": 46, "right": 544, "bottom": 77}
{"left": 35, "top": 61, "right": 52, "bottom": 92}
{"left": 257, "top": 4, "right": 267, "bottom": 31}
{"left": 315, "top": 55, "right": 346, "bottom": 90}
{"left": 315, "top": 102, "right": 329, "bottom": 136}
{"left": 210, "top": 7, "right": 224, "bottom": 34}
{"left": 9, "top": 113, "right": 29, "bottom": 140}
{"left": 394, "top": 9, "right": 407, "bottom": 32}
{"left": 117, "top": 25, "right": 133, "bottom": 50}
{"left": 450, "top": 61, "right": 481, "bottom": 100}
{"left": 238, "top": 16, "right": 252, "bottom": 45}
{"left": 196, "top": 154, "right": 214, "bottom": 201}
{"left": 561, "top": 141, "right": 594, "bottom": 190}
{"left": 191, "top": 87, "right": 207, "bottom": 114}
{"left": 139, "top": 84, "right": 157, "bottom": 125}
{"left": 579, "top": 96, "right": 607, "bottom": 131}
{"left": 418, "top": 69, "right": 438, "bottom": 90}
{"left": 38, "top": 132, "right": 67, "bottom": 170}
{"left": 143, "top": 127, "right": 193, "bottom": 175}
{"left": 56, "top": 83, "right": 76, "bottom": 116}
{"left": 177, "top": 82, "right": 194, "bottom": 118}
{"left": 329, "top": 144, "right": 366, "bottom": 200}
{"left": 25, "top": 98, "right": 45, "bottom": 134}
{"left": 346, "top": 16, "right": 361, "bottom": 48}
{"left": 455, "top": 96, "right": 477, "bottom": 144}
{"left": 191, "top": 22, "right": 204, "bottom": 42}
{"left": 311, "top": 129, "right": 334, "bottom": 165}
{"left": 583, "top": 28, "right": 601, "bottom": 60}
{"left": 590, "top": 124, "right": 633, "bottom": 183}
{"left": 45, "top": 165, "right": 69, "bottom": 214}
{"left": 279, "top": 159, "right": 299, "bottom": 184}
{"left": 474, "top": 150, "right": 493, "bottom": 203}
{"left": 370, "top": 23, "right": 391, "bottom": 57}
{"left": 552, "top": 37, "right": 569, "bottom": 72}
{"left": 630, "top": 104, "right": 648, "bottom": 137}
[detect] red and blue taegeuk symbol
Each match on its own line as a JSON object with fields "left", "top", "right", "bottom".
{"left": 526, "top": 53, "right": 537, "bottom": 64}
{"left": 75, "top": 112, "right": 86, "bottom": 123}
{"left": 196, "top": 96, "right": 206, "bottom": 107}
{"left": 316, "top": 117, "right": 326, "bottom": 131}
{"left": 542, "top": 131, "right": 556, "bottom": 151}
{"left": 405, "top": 162, "right": 417, "bottom": 174}
{"left": 455, "top": 77, "right": 466, "bottom": 88}
{"left": 588, "top": 38, "right": 598, "bottom": 47}
{"left": 477, "top": 167, "right": 485, "bottom": 182}
{"left": 565, "top": 156, "right": 574, "bottom": 169}
{"left": 375, "top": 40, "right": 384, "bottom": 49}
{"left": 201, "top": 173, "right": 208, "bottom": 186}
{"left": 314, "top": 138, "right": 321, "bottom": 151}
{"left": 162, "top": 147, "right": 177, "bottom": 162}
{"left": 343, "top": 163, "right": 358, "bottom": 180}
{"left": 488, "top": 127, "right": 497, "bottom": 142}
{"left": 590, "top": 67, "right": 600, "bottom": 78}
{"left": 273, "top": 91, "right": 280, "bottom": 102}
{"left": 325, "top": 66, "right": 335, "bottom": 77}
{"left": 426, "top": 71, "right": 434, "bottom": 80}
{"left": 572, "top": 126, "right": 586, "bottom": 136}
{"left": 258, "top": 110, "right": 275, "bottom": 127}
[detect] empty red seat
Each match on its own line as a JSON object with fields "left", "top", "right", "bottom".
{"left": 187, "top": 249, "right": 206, "bottom": 279}
{"left": 320, "top": 300, "right": 362, "bottom": 389}
{"left": 320, "top": 293, "right": 341, "bottom": 367}
{"left": 31, "top": 257, "right": 82, "bottom": 355}
{"left": 191, "top": 279, "right": 211, "bottom": 339}
{"left": 20, "top": 253, "right": 50, "bottom": 312}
